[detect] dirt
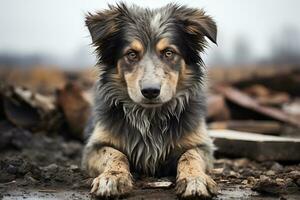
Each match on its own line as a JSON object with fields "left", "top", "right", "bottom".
{"left": 0, "top": 122, "right": 300, "bottom": 199}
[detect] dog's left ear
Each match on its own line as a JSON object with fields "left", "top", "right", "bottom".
{"left": 178, "top": 8, "right": 217, "bottom": 44}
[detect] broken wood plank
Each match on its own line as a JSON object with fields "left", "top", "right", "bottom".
{"left": 209, "top": 129, "right": 300, "bottom": 161}
{"left": 208, "top": 120, "right": 282, "bottom": 135}
{"left": 215, "top": 85, "right": 300, "bottom": 128}
{"left": 243, "top": 84, "right": 290, "bottom": 106}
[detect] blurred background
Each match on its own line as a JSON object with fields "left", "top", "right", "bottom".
{"left": 1, "top": 0, "right": 300, "bottom": 68}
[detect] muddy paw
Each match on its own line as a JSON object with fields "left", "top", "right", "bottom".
{"left": 90, "top": 171, "right": 133, "bottom": 198}
{"left": 175, "top": 175, "right": 218, "bottom": 199}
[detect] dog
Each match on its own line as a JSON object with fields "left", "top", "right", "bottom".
{"left": 82, "top": 3, "right": 218, "bottom": 199}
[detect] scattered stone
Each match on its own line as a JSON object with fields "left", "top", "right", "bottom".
{"left": 211, "top": 168, "right": 224, "bottom": 175}
{"left": 275, "top": 178, "right": 285, "bottom": 185}
{"left": 62, "top": 142, "right": 82, "bottom": 158}
{"left": 0, "top": 121, "right": 32, "bottom": 150}
{"left": 70, "top": 165, "right": 80, "bottom": 172}
{"left": 266, "top": 170, "right": 275, "bottom": 176}
{"left": 228, "top": 171, "right": 240, "bottom": 178}
{"left": 296, "top": 178, "right": 300, "bottom": 186}
{"left": 43, "top": 164, "right": 59, "bottom": 173}
{"left": 233, "top": 158, "right": 250, "bottom": 167}
{"left": 289, "top": 170, "right": 300, "bottom": 179}
{"left": 253, "top": 175, "right": 284, "bottom": 195}
{"left": 24, "top": 172, "right": 38, "bottom": 184}
{"left": 271, "top": 162, "right": 284, "bottom": 172}
{"left": 259, "top": 175, "right": 270, "bottom": 182}
{"left": 247, "top": 176, "right": 257, "bottom": 185}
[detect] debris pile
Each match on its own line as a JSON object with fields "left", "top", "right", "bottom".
{"left": 0, "top": 65, "right": 299, "bottom": 198}
{"left": 207, "top": 65, "right": 300, "bottom": 161}
{"left": 0, "top": 82, "right": 91, "bottom": 141}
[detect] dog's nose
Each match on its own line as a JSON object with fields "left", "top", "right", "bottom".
{"left": 141, "top": 87, "right": 160, "bottom": 99}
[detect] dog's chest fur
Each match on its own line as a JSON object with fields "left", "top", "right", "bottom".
{"left": 93, "top": 84, "right": 206, "bottom": 175}
{"left": 120, "top": 108, "right": 179, "bottom": 175}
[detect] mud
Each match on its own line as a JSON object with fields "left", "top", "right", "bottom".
{"left": 0, "top": 123, "right": 299, "bottom": 199}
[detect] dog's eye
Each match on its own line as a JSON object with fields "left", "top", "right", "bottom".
{"left": 163, "top": 48, "right": 175, "bottom": 59}
{"left": 126, "top": 50, "right": 138, "bottom": 62}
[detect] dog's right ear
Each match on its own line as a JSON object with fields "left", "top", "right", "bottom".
{"left": 85, "top": 4, "right": 128, "bottom": 65}
{"left": 85, "top": 7, "right": 120, "bottom": 45}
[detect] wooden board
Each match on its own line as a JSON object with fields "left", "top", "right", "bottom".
{"left": 209, "top": 129, "right": 300, "bottom": 161}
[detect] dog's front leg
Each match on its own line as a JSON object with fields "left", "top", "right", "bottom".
{"left": 83, "top": 145, "right": 133, "bottom": 197}
{"left": 175, "top": 148, "right": 218, "bottom": 198}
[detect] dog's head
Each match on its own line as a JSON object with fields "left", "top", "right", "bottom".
{"left": 86, "top": 3, "right": 217, "bottom": 107}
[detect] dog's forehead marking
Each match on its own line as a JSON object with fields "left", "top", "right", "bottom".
{"left": 150, "top": 11, "right": 171, "bottom": 38}
{"left": 150, "top": 13, "right": 162, "bottom": 30}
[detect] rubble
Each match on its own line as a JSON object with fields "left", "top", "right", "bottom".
{"left": 243, "top": 84, "right": 290, "bottom": 106}
{"left": 209, "top": 120, "right": 282, "bottom": 135}
{"left": 214, "top": 85, "right": 300, "bottom": 127}
{"left": 0, "top": 65, "right": 300, "bottom": 198}
{"left": 0, "top": 85, "right": 62, "bottom": 132}
{"left": 207, "top": 94, "right": 231, "bottom": 121}
{"left": 56, "top": 82, "right": 91, "bottom": 140}
{"left": 0, "top": 121, "right": 32, "bottom": 150}
{"left": 209, "top": 130, "right": 300, "bottom": 161}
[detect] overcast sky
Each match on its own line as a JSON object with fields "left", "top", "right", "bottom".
{"left": 0, "top": 0, "right": 300, "bottom": 65}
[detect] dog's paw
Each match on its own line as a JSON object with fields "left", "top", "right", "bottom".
{"left": 90, "top": 171, "right": 133, "bottom": 198}
{"left": 175, "top": 174, "right": 218, "bottom": 199}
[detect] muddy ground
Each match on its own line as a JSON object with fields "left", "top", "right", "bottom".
{"left": 0, "top": 121, "right": 300, "bottom": 200}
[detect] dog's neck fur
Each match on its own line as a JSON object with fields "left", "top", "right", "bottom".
{"left": 93, "top": 77, "right": 206, "bottom": 175}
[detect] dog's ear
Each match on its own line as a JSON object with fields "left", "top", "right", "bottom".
{"left": 85, "top": 4, "right": 128, "bottom": 65}
{"left": 176, "top": 7, "right": 217, "bottom": 44}
{"left": 85, "top": 6, "right": 120, "bottom": 45}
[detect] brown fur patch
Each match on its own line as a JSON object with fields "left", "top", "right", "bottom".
{"left": 130, "top": 39, "right": 144, "bottom": 53}
{"left": 176, "top": 119, "right": 210, "bottom": 149}
{"left": 117, "top": 60, "right": 122, "bottom": 78}
{"left": 177, "top": 60, "right": 193, "bottom": 90}
{"left": 89, "top": 123, "right": 122, "bottom": 150}
{"left": 156, "top": 38, "right": 180, "bottom": 53}
{"left": 167, "top": 71, "right": 179, "bottom": 91}
{"left": 123, "top": 39, "right": 144, "bottom": 56}
{"left": 124, "top": 66, "right": 143, "bottom": 92}
{"left": 86, "top": 146, "right": 130, "bottom": 176}
{"left": 156, "top": 38, "right": 170, "bottom": 52}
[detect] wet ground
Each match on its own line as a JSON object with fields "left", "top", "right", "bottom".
{"left": 0, "top": 124, "right": 299, "bottom": 199}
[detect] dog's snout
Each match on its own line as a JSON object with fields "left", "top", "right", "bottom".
{"left": 141, "top": 87, "right": 160, "bottom": 99}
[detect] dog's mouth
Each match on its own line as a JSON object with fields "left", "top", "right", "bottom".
{"left": 140, "top": 101, "right": 163, "bottom": 108}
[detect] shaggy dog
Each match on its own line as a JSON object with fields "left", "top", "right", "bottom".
{"left": 82, "top": 3, "right": 218, "bottom": 199}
